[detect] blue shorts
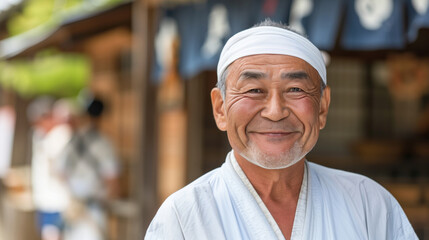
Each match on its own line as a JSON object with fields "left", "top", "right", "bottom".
{"left": 36, "top": 211, "right": 64, "bottom": 231}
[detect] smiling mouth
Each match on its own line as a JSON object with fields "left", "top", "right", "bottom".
{"left": 257, "top": 132, "right": 290, "bottom": 135}
{"left": 249, "top": 131, "right": 297, "bottom": 138}
{"left": 249, "top": 129, "right": 295, "bottom": 133}
{"left": 247, "top": 132, "right": 298, "bottom": 146}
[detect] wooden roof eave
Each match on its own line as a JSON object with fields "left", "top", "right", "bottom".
{"left": 0, "top": 1, "right": 132, "bottom": 60}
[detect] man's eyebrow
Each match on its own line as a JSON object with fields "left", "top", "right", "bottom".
{"left": 239, "top": 71, "right": 267, "bottom": 80}
{"left": 281, "top": 71, "right": 310, "bottom": 80}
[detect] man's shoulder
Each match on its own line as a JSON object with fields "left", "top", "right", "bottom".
{"left": 309, "top": 161, "right": 375, "bottom": 182}
{"left": 162, "top": 166, "right": 223, "bottom": 207}
{"left": 307, "top": 161, "right": 389, "bottom": 197}
{"left": 307, "top": 162, "right": 418, "bottom": 239}
{"left": 146, "top": 165, "right": 231, "bottom": 239}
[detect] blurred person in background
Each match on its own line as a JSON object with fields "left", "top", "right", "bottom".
{"left": 57, "top": 93, "right": 120, "bottom": 240}
{"left": 28, "top": 96, "right": 73, "bottom": 240}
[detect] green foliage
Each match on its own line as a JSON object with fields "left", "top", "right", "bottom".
{"left": 2, "top": 0, "right": 127, "bottom": 97}
{"left": 0, "top": 50, "right": 90, "bottom": 98}
{"left": 7, "top": 0, "right": 124, "bottom": 36}
{"left": 7, "top": 0, "right": 55, "bottom": 36}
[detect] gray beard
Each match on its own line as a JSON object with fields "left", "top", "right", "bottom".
{"left": 239, "top": 140, "right": 307, "bottom": 169}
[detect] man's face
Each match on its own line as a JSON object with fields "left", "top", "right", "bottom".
{"left": 211, "top": 54, "right": 330, "bottom": 169}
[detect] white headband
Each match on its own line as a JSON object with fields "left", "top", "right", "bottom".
{"left": 217, "top": 26, "right": 327, "bottom": 84}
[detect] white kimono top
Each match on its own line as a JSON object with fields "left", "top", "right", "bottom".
{"left": 145, "top": 151, "right": 417, "bottom": 240}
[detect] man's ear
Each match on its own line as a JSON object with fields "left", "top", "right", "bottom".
{"left": 319, "top": 86, "right": 331, "bottom": 130}
{"left": 211, "top": 88, "right": 227, "bottom": 131}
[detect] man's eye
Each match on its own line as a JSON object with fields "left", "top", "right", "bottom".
{"left": 289, "top": 87, "right": 303, "bottom": 92}
{"left": 247, "top": 89, "right": 263, "bottom": 94}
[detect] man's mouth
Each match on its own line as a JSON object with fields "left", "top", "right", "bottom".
{"left": 249, "top": 131, "right": 297, "bottom": 140}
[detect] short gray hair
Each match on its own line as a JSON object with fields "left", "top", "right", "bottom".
{"left": 217, "top": 68, "right": 228, "bottom": 99}
{"left": 216, "top": 19, "right": 326, "bottom": 99}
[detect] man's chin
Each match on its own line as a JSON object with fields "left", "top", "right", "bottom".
{"left": 239, "top": 151, "right": 303, "bottom": 170}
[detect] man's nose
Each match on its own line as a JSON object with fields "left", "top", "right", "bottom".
{"left": 260, "top": 92, "right": 289, "bottom": 121}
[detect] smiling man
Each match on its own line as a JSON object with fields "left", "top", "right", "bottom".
{"left": 145, "top": 20, "right": 417, "bottom": 240}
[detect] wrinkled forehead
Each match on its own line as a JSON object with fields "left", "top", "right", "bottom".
{"left": 217, "top": 26, "right": 326, "bottom": 85}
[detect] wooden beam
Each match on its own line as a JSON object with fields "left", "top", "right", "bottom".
{"left": 131, "top": 0, "right": 158, "bottom": 236}
{"left": 6, "top": 2, "right": 132, "bottom": 59}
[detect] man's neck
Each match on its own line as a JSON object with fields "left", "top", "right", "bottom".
{"left": 234, "top": 152, "right": 305, "bottom": 200}
{"left": 234, "top": 151, "right": 305, "bottom": 239}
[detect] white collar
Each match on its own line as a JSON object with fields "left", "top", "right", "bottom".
{"left": 230, "top": 151, "right": 308, "bottom": 240}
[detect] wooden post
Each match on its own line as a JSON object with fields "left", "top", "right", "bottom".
{"left": 131, "top": 0, "right": 157, "bottom": 235}
{"left": 157, "top": 37, "right": 187, "bottom": 202}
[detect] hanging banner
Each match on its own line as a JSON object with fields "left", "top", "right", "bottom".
{"left": 341, "top": 0, "right": 405, "bottom": 50}
{"left": 255, "top": 0, "right": 292, "bottom": 24}
{"left": 174, "top": 1, "right": 218, "bottom": 78}
{"left": 153, "top": 0, "right": 293, "bottom": 81}
{"left": 153, "top": 0, "right": 429, "bottom": 81}
{"left": 289, "top": 0, "right": 343, "bottom": 50}
{"left": 407, "top": 0, "right": 429, "bottom": 41}
{"left": 153, "top": 10, "right": 179, "bottom": 82}
{"left": 154, "top": 0, "right": 231, "bottom": 80}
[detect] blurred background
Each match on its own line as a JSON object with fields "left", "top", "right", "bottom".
{"left": 0, "top": 0, "right": 429, "bottom": 239}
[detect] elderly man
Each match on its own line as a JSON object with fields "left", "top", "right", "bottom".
{"left": 145, "top": 20, "right": 417, "bottom": 240}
